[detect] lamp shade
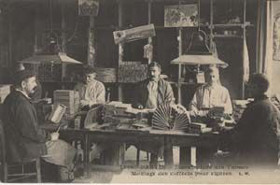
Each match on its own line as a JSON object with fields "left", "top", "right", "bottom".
{"left": 171, "top": 54, "right": 228, "bottom": 68}
{"left": 19, "top": 52, "right": 82, "bottom": 65}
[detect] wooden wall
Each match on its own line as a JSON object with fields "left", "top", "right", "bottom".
{"left": 0, "top": 0, "right": 259, "bottom": 104}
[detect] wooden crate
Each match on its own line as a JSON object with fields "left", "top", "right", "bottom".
{"left": 53, "top": 90, "right": 80, "bottom": 115}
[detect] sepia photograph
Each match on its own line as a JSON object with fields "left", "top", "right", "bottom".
{"left": 0, "top": 0, "right": 280, "bottom": 184}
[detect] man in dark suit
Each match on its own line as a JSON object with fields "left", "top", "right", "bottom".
{"left": 3, "top": 69, "right": 76, "bottom": 182}
{"left": 229, "top": 73, "right": 280, "bottom": 167}
{"left": 3, "top": 69, "right": 46, "bottom": 162}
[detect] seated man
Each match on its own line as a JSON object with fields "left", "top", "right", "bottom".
{"left": 189, "top": 66, "right": 232, "bottom": 165}
{"left": 228, "top": 73, "right": 280, "bottom": 167}
{"left": 74, "top": 66, "right": 106, "bottom": 163}
{"left": 133, "top": 62, "right": 175, "bottom": 166}
{"left": 2, "top": 69, "right": 76, "bottom": 182}
{"left": 133, "top": 62, "right": 175, "bottom": 109}
{"left": 190, "top": 66, "right": 233, "bottom": 117}
{"left": 74, "top": 66, "right": 105, "bottom": 110}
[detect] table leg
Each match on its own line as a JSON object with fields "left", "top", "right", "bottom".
{"left": 190, "top": 146, "right": 197, "bottom": 167}
{"left": 119, "top": 143, "right": 125, "bottom": 167}
{"left": 84, "top": 134, "right": 90, "bottom": 178}
{"left": 179, "top": 147, "right": 190, "bottom": 168}
{"left": 136, "top": 149, "right": 140, "bottom": 167}
{"left": 163, "top": 137, "right": 173, "bottom": 168}
{"left": 103, "top": 143, "right": 125, "bottom": 166}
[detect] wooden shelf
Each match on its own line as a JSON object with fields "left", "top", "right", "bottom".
{"left": 169, "top": 81, "right": 202, "bottom": 85}
{"left": 212, "top": 23, "right": 253, "bottom": 28}
{"left": 212, "top": 34, "right": 243, "bottom": 39}
{"left": 154, "top": 24, "right": 209, "bottom": 30}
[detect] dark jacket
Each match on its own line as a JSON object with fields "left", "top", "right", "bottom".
{"left": 133, "top": 78, "right": 175, "bottom": 108}
{"left": 2, "top": 91, "right": 47, "bottom": 162}
{"left": 232, "top": 95, "right": 280, "bottom": 165}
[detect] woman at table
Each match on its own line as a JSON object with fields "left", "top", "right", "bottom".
{"left": 190, "top": 66, "right": 233, "bottom": 117}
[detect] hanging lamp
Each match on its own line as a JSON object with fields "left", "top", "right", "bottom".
{"left": 19, "top": 0, "right": 82, "bottom": 65}
{"left": 171, "top": 29, "right": 228, "bottom": 68}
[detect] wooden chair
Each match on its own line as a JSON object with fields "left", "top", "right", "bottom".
{"left": 0, "top": 120, "right": 42, "bottom": 183}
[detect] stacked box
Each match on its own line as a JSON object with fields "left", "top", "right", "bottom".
{"left": 103, "top": 101, "right": 134, "bottom": 125}
{"left": 0, "top": 84, "right": 11, "bottom": 103}
{"left": 104, "top": 101, "right": 131, "bottom": 116}
{"left": 53, "top": 90, "right": 80, "bottom": 115}
{"left": 188, "top": 122, "right": 212, "bottom": 134}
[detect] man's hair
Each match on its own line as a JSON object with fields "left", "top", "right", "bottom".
{"left": 83, "top": 65, "right": 96, "bottom": 75}
{"left": 249, "top": 73, "right": 270, "bottom": 93}
{"left": 13, "top": 69, "right": 35, "bottom": 87}
{"left": 148, "top": 62, "right": 161, "bottom": 70}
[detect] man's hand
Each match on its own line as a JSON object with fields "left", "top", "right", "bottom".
{"left": 50, "top": 132, "right": 59, "bottom": 141}
{"left": 80, "top": 100, "right": 89, "bottom": 107}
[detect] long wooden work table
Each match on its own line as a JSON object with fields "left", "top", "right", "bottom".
{"left": 41, "top": 123, "right": 220, "bottom": 177}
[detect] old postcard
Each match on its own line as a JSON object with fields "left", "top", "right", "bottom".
{"left": 1, "top": 0, "right": 280, "bottom": 184}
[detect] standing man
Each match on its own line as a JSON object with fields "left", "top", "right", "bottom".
{"left": 3, "top": 69, "right": 76, "bottom": 182}
{"left": 133, "top": 62, "right": 175, "bottom": 109}
{"left": 229, "top": 73, "right": 280, "bottom": 167}
{"left": 74, "top": 66, "right": 106, "bottom": 110}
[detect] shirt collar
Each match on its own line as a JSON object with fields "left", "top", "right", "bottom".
{"left": 15, "top": 89, "right": 31, "bottom": 99}
{"left": 149, "top": 77, "right": 160, "bottom": 83}
{"left": 85, "top": 80, "right": 96, "bottom": 86}
{"left": 206, "top": 83, "right": 219, "bottom": 89}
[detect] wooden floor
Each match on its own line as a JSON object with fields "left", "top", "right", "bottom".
{"left": 73, "top": 146, "right": 180, "bottom": 183}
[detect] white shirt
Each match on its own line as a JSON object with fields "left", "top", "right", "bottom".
{"left": 74, "top": 80, "right": 105, "bottom": 106}
{"left": 145, "top": 80, "right": 158, "bottom": 109}
{"left": 190, "top": 84, "right": 233, "bottom": 116}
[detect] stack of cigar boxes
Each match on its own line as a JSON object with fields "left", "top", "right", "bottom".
{"left": 53, "top": 90, "right": 80, "bottom": 115}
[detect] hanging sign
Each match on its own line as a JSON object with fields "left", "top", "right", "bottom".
{"left": 113, "top": 24, "right": 155, "bottom": 44}
{"left": 78, "top": 0, "right": 99, "bottom": 16}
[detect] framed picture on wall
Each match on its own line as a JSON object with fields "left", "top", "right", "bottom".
{"left": 164, "top": 4, "right": 199, "bottom": 27}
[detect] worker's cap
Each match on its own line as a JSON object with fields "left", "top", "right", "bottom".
{"left": 14, "top": 69, "right": 36, "bottom": 85}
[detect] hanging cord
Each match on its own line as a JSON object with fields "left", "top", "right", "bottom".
{"left": 67, "top": 18, "right": 79, "bottom": 43}
{"left": 48, "top": 0, "right": 61, "bottom": 51}
{"left": 198, "top": 0, "right": 200, "bottom": 29}
{"left": 49, "top": 0, "right": 53, "bottom": 34}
